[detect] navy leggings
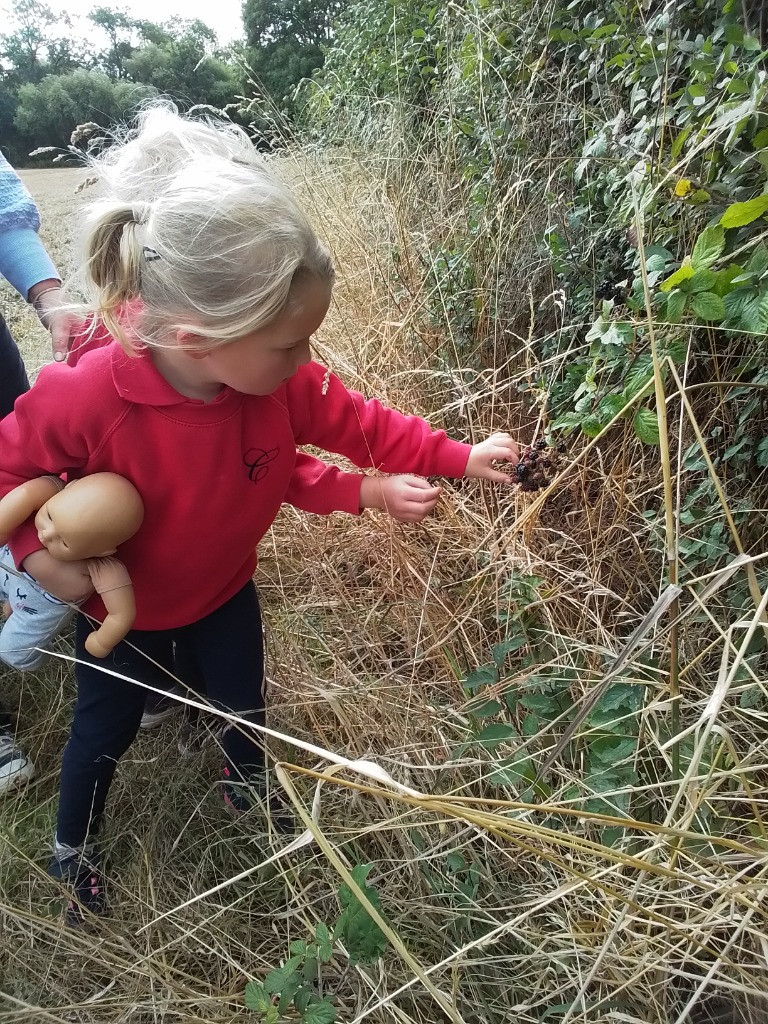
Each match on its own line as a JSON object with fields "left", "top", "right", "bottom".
{"left": 57, "top": 581, "right": 266, "bottom": 846}
{"left": 0, "top": 312, "right": 29, "bottom": 420}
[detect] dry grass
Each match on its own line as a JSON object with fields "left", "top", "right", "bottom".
{"left": 0, "top": 152, "right": 766, "bottom": 1024}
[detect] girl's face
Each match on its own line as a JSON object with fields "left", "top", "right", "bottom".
{"left": 202, "top": 278, "right": 332, "bottom": 396}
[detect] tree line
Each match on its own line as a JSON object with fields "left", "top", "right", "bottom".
{"left": 0, "top": 0, "right": 346, "bottom": 163}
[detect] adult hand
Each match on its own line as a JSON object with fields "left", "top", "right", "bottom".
{"left": 359, "top": 474, "right": 442, "bottom": 523}
{"left": 464, "top": 431, "right": 520, "bottom": 484}
{"left": 28, "top": 280, "right": 84, "bottom": 362}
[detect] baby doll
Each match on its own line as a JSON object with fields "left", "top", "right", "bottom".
{"left": 0, "top": 473, "right": 143, "bottom": 661}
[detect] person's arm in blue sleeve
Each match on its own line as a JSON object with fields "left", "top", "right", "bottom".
{"left": 0, "top": 152, "right": 81, "bottom": 360}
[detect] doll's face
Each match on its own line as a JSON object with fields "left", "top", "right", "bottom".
{"left": 34, "top": 496, "right": 118, "bottom": 561}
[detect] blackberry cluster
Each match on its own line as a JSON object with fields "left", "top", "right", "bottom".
{"left": 511, "top": 438, "right": 564, "bottom": 492}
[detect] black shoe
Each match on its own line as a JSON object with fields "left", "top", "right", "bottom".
{"left": 221, "top": 765, "right": 294, "bottom": 833}
{"left": 0, "top": 725, "right": 34, "bottom": 795}
{"left": 49, "top": 849, "right": 107, "bottom": 927}
{"left": 140, "top": 685, "right": 185, "bottom": 729}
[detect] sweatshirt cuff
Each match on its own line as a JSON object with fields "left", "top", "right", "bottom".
{"left": 0, "top": 227, "right": 59, "bottom": 299}
{"left": 436, "top": 439, "right": 473, "bottom": 478}
{"left": 332, "top": 472, "right": 364, "bottom": 515}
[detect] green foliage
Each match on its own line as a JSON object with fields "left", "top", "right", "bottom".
{"left": 243, "top": 866, "right": 387, "bottom": 1021}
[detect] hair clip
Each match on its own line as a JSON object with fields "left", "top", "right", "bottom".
{"left": 142, "top": 246, "right": 161, "bottom": 262}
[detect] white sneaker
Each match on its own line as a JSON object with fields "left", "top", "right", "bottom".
{"left": 0, "top": 727, "right": 34, "bottom": 794}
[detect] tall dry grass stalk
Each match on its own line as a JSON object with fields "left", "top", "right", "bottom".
{"left": 0, "top": 132, "right": 766, "bottom": 1024}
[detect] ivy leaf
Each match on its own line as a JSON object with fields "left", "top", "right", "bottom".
{"left": 660, "top": 259, "right": 695, "bottom": 292}
{"left": 633, "top": 407, "right": 660, "bottom": 445}
{"left": 244, "top": 981, "right": 272, "bottom": 1013}
{"left": 720, "top": 196, "right": 768, "bottom": 228}
{"left": 303, "top": 998, "right": 337, "bottom": 1024}
{"left": 691, "top": 225, "right": 725, "bottom": 268}
{"left": 691, "top": 291, "right": 726, "bottom": 321}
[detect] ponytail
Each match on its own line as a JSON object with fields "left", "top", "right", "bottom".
{"left": 82, "top": 200, "right": 151, "bottom": 352}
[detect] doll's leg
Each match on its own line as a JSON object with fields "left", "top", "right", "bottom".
{"left": 0, "top": 546, "right": 76, "bottom": 671}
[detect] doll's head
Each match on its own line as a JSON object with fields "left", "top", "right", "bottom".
{"left": 34, "top": 473, "right": 144, "bottom": 561}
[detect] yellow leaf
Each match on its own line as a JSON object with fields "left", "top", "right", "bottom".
{"left": 674, "top": 178, "right": 693, "bottom": 197}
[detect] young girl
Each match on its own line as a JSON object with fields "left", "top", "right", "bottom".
{"left": 0, "top": 106, "right": 519, "bottom": 925}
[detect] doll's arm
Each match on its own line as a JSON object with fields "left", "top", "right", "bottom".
{"left": 85, "top": 558, "right": 136, "bottom": 658}
{"left": 0, "top": 477, "right": 62, "bottom": 544}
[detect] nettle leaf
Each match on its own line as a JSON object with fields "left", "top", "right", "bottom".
{"left": 720, "top": 195, "right": 768, "bottom": 229}
{"left": 633, "top": 407, "right": 660, "bottom": 445}
{"left": 691, "top": 291, "right": 726, "bottom": 321}
{"left": 691, "top": 225, "right": 726, "bottom": 268}
{"left": 660, "top": 260, "right": 694, "bottom": 292}
{"left": 245, "top": 981, "right": 272, "bottom": 1013}
{"left": 315, "top": 922, "right": 333, "bottom": 963}
{"left": 664, "top": 289, "right": 687, "bottom": 323}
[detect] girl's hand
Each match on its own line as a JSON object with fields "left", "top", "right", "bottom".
{"left": 360, "top": 475, "right": 442, "bottom": 523}
{"left": 465, "top": 432, "right": 520, "bottom": 484}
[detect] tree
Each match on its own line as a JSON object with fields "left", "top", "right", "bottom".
{"left": 14, "top": 69, "right": 156, "bottom": 150}
{"left": 89, "top": 6, "right": 139, "bottom": 79}
{"left": 0, "top": 0, "right": 79, "bottom": 85}
{"left": 242, "top": 0, "right": 346, "bottom": 108}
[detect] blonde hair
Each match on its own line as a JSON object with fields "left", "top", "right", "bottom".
{"left": 77, "top": 105, "right": 334, "bottom": 352}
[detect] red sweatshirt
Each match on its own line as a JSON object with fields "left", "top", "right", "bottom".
{"left": 0, "top": 341, "right": 471, "bottom": 630}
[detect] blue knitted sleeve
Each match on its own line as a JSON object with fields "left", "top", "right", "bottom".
{"left": 0, "top": 152, "right": 59, "bottom": 298}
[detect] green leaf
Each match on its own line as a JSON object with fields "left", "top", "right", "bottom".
{"left": 264, "top": 956, "right": 303, "bottom": 995}
{"left": 336, "top": 865, "right": 388, "bottom": 965}
{"left": 623, "top": 356, "right": 653, "bottom": 400}
{"left": 464, "top": 664, "right": 498, "bottom": 693}
{"left": 753, "top": 127, "right": 768, "bottom": 149}
{"left": 303, "top": 996, "right": 337, "bottom": 1024}
{"left": 492, "top": 635, "right": 527, "bottom": 664}
{"left": 644, "top": 246, "right": 672, "bottom": 273}
{"left": 315, "top": 922, "right": 333, "bottom": 963}
{"left": 599, "top": 393, "right": 628, "bottom": 419}
{"left": 475, "top": 723, "right": 517, "bottom": 749}
{"left": 660, "top": 260, "right": 695, "bottom": 292}
{"left": 757, "top": 438, "right": 768, "bottom": 468}
{"left": 294, "top": 986, "right": 314, "bottom": 1015}
{"left": 688, "top": 269, "right": 717, "bottom": 293}
{"left": 720, "top": 196, "right": 768, "bottom": 228}
{"left": 691, "top": 291, "right": 726, "bottom": 321}
{"left": 664, "top": 289, "right": 687, "bottom": 323}
{"left": 739, "top": 293, "right": 768, "bottom": 333}
{"left": 714, "top": 264, "right": 746, "bottom": 295}
{"left": 581, "top": 414, "right": 603, "bottom": 438}
{"left": 691, "top": 225, "right": 726, "bottom": 269}
{"left": 245, "top": 981, "right": 272, "bottom": 1013}
{"left": 589, "top": 735, "right": 637, "bottom": 764}
{"left": 633, "top": 407, "right": 660, "bottom": 445}
{"left": 746, "top": 245, "right": 768, "bottom": 275}
{"left": 723, "top": 287, "right": 755, "bottom": 320}
{"left": 471, "top": 698, "right": 503, "bottom": 718}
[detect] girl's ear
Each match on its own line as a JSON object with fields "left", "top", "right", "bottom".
{"left": 175, "top": 329, "right": 210, "bottom": 360}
